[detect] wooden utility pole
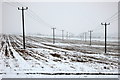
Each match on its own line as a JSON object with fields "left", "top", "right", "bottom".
{"left": 18, "top": 7, "right": 28, "bottom": 49}
{"left": 89, "top": 30, "right": 93, "bottom": 46}
{"left": 101, "top": 22, "right": 110, "bottom": 53}
{"left": 80, "top": 35, "right": 82, "bottom": 41}
{"left": 62, "top": 30, "right": 64, "bottom": 40}
{"left": 82, "top": 33, "right": 84, "bottom": 41}
{"left": 66, "top": 32, "right": 68, "bottom": 40}
{"left": 84, "top": 32, "right": 87, "bottom": 42}
{"left": 52, "top": 28, "right": 56, "bottom": 44}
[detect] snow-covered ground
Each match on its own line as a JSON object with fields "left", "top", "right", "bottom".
{"left": 0, "top": 34, "right": 119, "bottom": 78}
{"left": 29, "top": 34, "right": 118, "bottom": 42}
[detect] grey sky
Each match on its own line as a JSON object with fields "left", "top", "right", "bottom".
{"left": 3, "top": 2, "right": 118, "bottom": 36}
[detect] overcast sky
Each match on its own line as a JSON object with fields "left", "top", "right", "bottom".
{"left": 3, "top": 2, "right": 118, "bottom": 36}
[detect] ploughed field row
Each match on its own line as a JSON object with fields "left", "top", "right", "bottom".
{"left": 0, "top": 34, "right": 119, "bottom": 76}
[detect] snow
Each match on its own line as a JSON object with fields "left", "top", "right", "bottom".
{"left": 29, "top": 34, "right": 118, "bottom": 42}
{"left": 0, "top": 34, "right": 119, "bottom": 78}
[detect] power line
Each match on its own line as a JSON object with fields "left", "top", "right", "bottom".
{"left": 104, "top": 10, "right": 120, "bottom": 22}
{"left": 5, "top": 2, "right": 119, "bottom": 39}
{"left": 6, "top": 2, "right": 53, "bottom": 28}
{"left": 15, "top": 2, "right": 76, "bottom": 36}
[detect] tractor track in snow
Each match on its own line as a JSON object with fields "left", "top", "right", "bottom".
{"left": 0, "top": 34, "right": 118, "bottom": 76}
{"left": 23, "top": 35, "right": 118, "bottom": 66}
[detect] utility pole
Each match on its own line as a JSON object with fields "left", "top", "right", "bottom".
{"left": 62, "top": 30, "right": 64, "bottom": 40}
{"left": 101, "top": 22, "right": 110, "bottom": 53}
{"left": 80, "top": 35, "right": 82, "bottom": 41}
{"left": 89, "top": 30, "right": 93, "bottom": 46}
{"left": 68, "top": 32, "right": 70, "bottom": 39}
{"left": 66, "top": 32, "right": 68, "bottom": 40}
{"left": 82, "top": 34, "right": 84, "bottom": 41}
{"left": 52, "top": 28, "right": 56, "bottom": 44}
{"left": 84, "top": 32, "right": 87, "bottom": 42}
{"left": 82, "top": 33, "right": 84, "bottom": 41}
{"left": 18, "top": 7, "right": 28, "bottom": 49}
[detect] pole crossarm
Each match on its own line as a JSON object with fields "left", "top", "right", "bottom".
{"left": 18, "top": 7, "right": 28, "bottom": 10}
{"left": 101, "top": 23, "right": 110, "bottom": 26}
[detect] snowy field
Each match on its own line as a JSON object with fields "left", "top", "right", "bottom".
{"left": 0, "top": 34, "right": 119, "bottom": 78}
